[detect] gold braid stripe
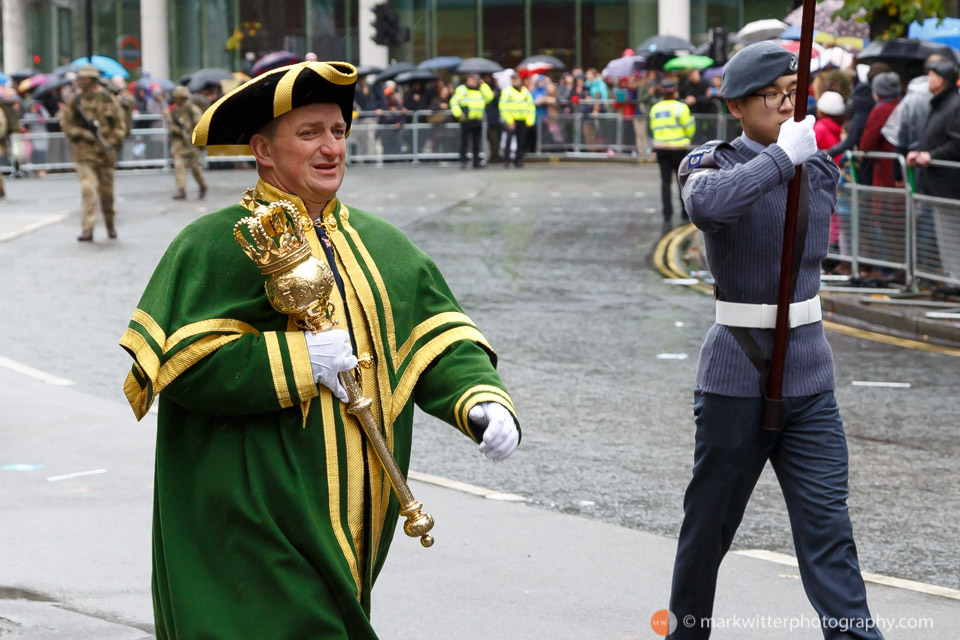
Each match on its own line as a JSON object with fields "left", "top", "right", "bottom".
{"left": 320, "top": 390, "right": 362, "bottom": 599}
{"left": 263, "top": 332, "right": 293, "bottom": 408}
{"left": 454, "top": 384, "right": 515, "bottom": 434}
{"left": 396, "top": 312, "right": 476, "bottom": 366}
{"left": 131, "top": 310, "right": 166, "bottom": 352}
{"left": 286, "top": 331, "right": 319, "bottom": 408}
{"left": 389, "top": 326, "right": 494, "bottom": 425}
{"left": 457, "top": 392, "right": 517, "bottom": 442}
{"left": 155, "top": 334, "right": 243, "bottom": 395}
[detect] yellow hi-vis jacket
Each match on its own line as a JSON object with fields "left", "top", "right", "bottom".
{"left": 649, "top": 99, "right": 695, "bottom": 149}
{"left": 498, "top": 85, "right": 535, "bottom": 126}
{"left": 450, "top": 82, "right": 494, "bottom": 120}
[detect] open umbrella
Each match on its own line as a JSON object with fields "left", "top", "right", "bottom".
{"left": 857, "top": 38, "right": 960, "bottom": 65}
{"left": 9, "top": 68, "right": 39, "bottom": 83}
{"left": 779, "top": 25, "right": 865, "bottom": 51}
{"left": 355, "top": 65, "right": 383, "bottom": 77}
{"left": 418, "top": 56, "right": 462, "bottom": 71}
{"left": 518, "top": 54, "right": 565, "bottom": 72}
{"left": 394, "top": 69, "right": 437, "bottom": 84}
{"left": 136, "top": 75, "right": 177, "bottom": 92}
{"left": 663, "top": 55, "right": 714, "bottom": 71}
{"left": 736, "top": 19, "right": 788, "bottom": 44}
{"left": 0, "top": 72, "right": 8, "bottom": 86}
{"left": 601, "top": 55, "right": 645, "bottom": 78}
{"left": 251, "top": 51, "right": 299, "bottom": 76}
{"left": 909, "top": 17, "right": 960, "bottom": 51}
{"left": 373, "top": 62, "right": 416, "bottom": 84}
{"left": 185, "top": 68, "right": 234, "bottom": 92}
{"left": 636, "top": 34, "right": 693, "bottom": 54}
{"left": 17, "top": 74, "right": 47, "bottom": 93}
{"left": 71, "top": 55, "right": 130, "bottom": 78}
{"left": 455, "top": 58, "right": 503, "bottom": 74}
{"left": 31, "top": 75, "right": 73, "bottom": 99}
{"left": 784, "top": 0, "right": 868, "bottom": 40}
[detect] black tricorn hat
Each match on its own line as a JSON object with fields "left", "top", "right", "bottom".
{"left": 193, "top": 61, "right": 357, "bottom": 146}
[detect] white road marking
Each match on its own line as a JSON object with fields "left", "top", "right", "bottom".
{"left": 852, "top": 381, "right": 912, "bottom": 388}
{"left": 0, "top": 356, "right": 74, "bottom": 386}
{"left": 0, "top": 213, "right": 70, "bottom": 243}
{"left": 47, "top": 469, "right": 107, "bottom": 482}
{"left": 737, "top": 549, "right": 960, "bottom": 600}
{"left": 408, "top": 470, "right": 527, "bottom": 502}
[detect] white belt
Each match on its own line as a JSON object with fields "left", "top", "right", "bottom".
{"left": 715, "top": 296, "right": 822, "bottom": 330}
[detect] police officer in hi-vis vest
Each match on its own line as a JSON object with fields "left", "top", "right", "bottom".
{"left": 498, "top": 71, "right": 535, "bottom": 168}
{"left": 450, "top": 73, "right": 494, "bottom": 169}
{"left": 649, "top": 80, "right": 695, "bottom": 234}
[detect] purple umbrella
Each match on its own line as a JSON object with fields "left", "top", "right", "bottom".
{"left": 601, "top": 55, "right": 645, "bottom": 78}
{"left": 784, "top": 0, "right": 868, "bottom": 40}
{"left": 251, "top": 51, "right": 300, "bottom": 77}
{"left": 702, "top": 66, "right": 725, "bottom": 82}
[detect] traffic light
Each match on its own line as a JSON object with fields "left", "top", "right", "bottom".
{"left": 370, "top": 3, "right": 410, "bottom": 47}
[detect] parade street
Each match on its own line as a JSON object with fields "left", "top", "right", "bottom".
{"left": 1, "top": 162, "right": 959, "bottom": 637}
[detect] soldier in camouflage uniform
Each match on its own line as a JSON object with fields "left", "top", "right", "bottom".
{"left": 165, "top": 86, "right": 207, "bottom": 200}
{"left": 59, "top": 65, "right": 126, "bottom": 241}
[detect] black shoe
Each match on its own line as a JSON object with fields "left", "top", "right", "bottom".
{"left": 106, "top": 223, "right": 117, "bottom": 239}
{"left": 198, "top": 185, "right": 207, "bottom": 199}
{"left": 172, "top": 189, "right": 186, "bottom": 200}
{"left": 460, "top": 163, "right": 467, "bottom": 170}
{"left": 77, "top": 230, "right": 93, "bottom": 242}
{"left": 515, "top": 161, "right": 523, "bottom": 168}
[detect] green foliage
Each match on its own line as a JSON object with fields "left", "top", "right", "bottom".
{"left": 833, "top": 0, "right": 946, "bottom": 39}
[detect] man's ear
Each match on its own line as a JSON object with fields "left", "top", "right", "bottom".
{"left": 726, "top": 98, "right": 745, "bottom": 120}
{"left": 249, "top": 133, "right": 274, "bottom": 167}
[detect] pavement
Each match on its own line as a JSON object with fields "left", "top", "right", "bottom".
{"left": 657, "top": 223, "right": 960, "bottom": 353}
{"left": 2, "top": 360, "right": 959, "bottom": 639}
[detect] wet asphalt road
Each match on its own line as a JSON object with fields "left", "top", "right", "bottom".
{"left": 1, "top": 162, "right": 958, "bottom": 591}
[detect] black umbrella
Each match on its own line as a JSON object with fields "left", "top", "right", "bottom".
{"left": 857, "top": 38, "right": 960, "bottom": 65}
{"left": 636, "top": 35, "right": 693, "bottom": 54}
{"left": 394, "top": 69, "right": 437, "bottom": 84}
{"left": 185, "top": 68, "right": 234, "bottom": 92}
{"left": 136, "top": 74, "right": 177, "bottom": 92}
{"left": 10, "top": 68, "right": 40, "bottom": 83}
{"left": 373, "top": 62, "right": 416, "bottom": 84}
{"left": 251, "top": 51, "right": 300, "bottom": 76}
{"left": 32, "top": 75, "right": 73, "bottom": 99}
{"left": 418, "top": 56, "right": 462, "bottom": 71}
{"left": 355, "top": 64, "right": 383, "bottom": 77}
{"left": 518, "top": 54, "right": 565, "bottom": 70}
{"left": 455, "top": 57, "right": 503, "bottom": 74}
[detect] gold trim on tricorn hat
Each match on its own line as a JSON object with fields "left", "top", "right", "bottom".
{"left": 192, "top": 61, "right": 357, "bottom": 147}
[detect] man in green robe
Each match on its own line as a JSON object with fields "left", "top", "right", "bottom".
{"left": 120, "top": 61, "right": 520, "bottom": 639}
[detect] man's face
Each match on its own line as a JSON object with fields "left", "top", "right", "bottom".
{"left": 511, "top": 74, "right": 522, "bottom": 88}
{"left": 689, "top": 69, "right": 701, "bottom": 84}
{"left": 728, "top": 74, "right": 798, "bottom": 146}
{"left": 252, "top": 102, "right": 347, "bottom": 208}
{"left": 928, "top": 70, "right": 946, "bottom": 95}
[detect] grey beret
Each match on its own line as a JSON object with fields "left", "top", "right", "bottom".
{"left": 721, "top": 41, "right": 799, "bottom": 99}
{"left": 871, "top": 71, "right": 901, "bottom": 98}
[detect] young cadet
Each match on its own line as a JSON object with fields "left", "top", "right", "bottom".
{"left": 120, "top": 61, "right": 520, "bottom": 639}
{"left": 667, "top": 42, "right": 884, "bottom": 639}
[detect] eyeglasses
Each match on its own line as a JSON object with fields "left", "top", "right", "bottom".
{"left": 749, "top": 89, "right": 798, "bottom": 109}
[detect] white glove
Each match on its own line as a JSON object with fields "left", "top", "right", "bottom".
{"left": 776, "top": 115, "right": 817, "bottom": 166}
{"left": 468, "top": 402, "right": 519, "bottom": 462}
{"left": 304, "top": 329, "right": 357, "bottom": 403}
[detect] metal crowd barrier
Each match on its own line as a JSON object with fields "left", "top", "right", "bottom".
{"left": 827, "top": 151, "right": 960, "bottom": 290}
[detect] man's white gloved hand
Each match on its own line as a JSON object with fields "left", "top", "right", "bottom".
{"left": 776, "top": 115, "right": 817, "bottom": 165}
{"left": 304, "top": 329, "right": 357, "bottom": 403}
{"left": 468, "top": 402, "right": 519, "bottom": 462}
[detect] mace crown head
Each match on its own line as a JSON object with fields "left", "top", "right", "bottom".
{"left": 234, "top": 200, "right": 312, "bottom": 275}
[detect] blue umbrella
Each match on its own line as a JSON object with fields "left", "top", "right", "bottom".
{"left": 418, "top": 56, "right": 462, "bottom": 71}
{"left": 71, "top": 55, "right": 130, "bottom": 79}
{"left": 909, "top": 18, "right": 960, "bottom": 51}
{"left": 0, "top": 72, "right": 7, "bottom": 86}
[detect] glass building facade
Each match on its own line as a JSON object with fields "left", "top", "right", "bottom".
{"left": 5, "top": 0, "right": 960, "bottom": 78}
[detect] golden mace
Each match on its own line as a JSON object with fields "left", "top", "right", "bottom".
{"left": 234, "top": 199, "right": 435, "bottom": 547}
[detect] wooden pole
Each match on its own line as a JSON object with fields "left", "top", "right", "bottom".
{"left": 763, "top": 0, "right": 817, "bottom": 430}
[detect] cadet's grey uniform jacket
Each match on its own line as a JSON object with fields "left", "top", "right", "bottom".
{"left": 683, "top": 136, "right": 841, "bottom": 397}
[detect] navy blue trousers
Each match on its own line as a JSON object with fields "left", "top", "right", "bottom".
{"left": 668, "top": 390, "right": 883, "bottom": 639}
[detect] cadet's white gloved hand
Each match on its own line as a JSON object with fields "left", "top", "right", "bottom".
{"left": 468, "top": 402, "right": 519, "bottom": 462}
{"left": 776, "top": 115, "right": 817, "bottom": 165}
{"left": 304, "top": 329, "right": 357, "bottom": 403}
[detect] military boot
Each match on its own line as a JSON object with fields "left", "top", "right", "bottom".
{"left": 172, "top": 189, "right": 186, "bottom": 200}
{"left": 198, "top": 184, "right": 207, "bottom": 199}
{"left": 106, "top": 222, "right": 117, "bottom": 239}
{"left": 77, "top": 229, "right": 94, "bottom": 242}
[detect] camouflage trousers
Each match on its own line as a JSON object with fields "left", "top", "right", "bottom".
{"left": 173, "top": 149, "right": 206, "bottom": 190}
{"left": 76, "top": 162, "right": 115, "bottom": 231}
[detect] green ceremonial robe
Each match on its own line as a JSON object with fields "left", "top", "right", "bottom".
{"left": 120, "top": 180, "right": 518, "bottom": 639}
